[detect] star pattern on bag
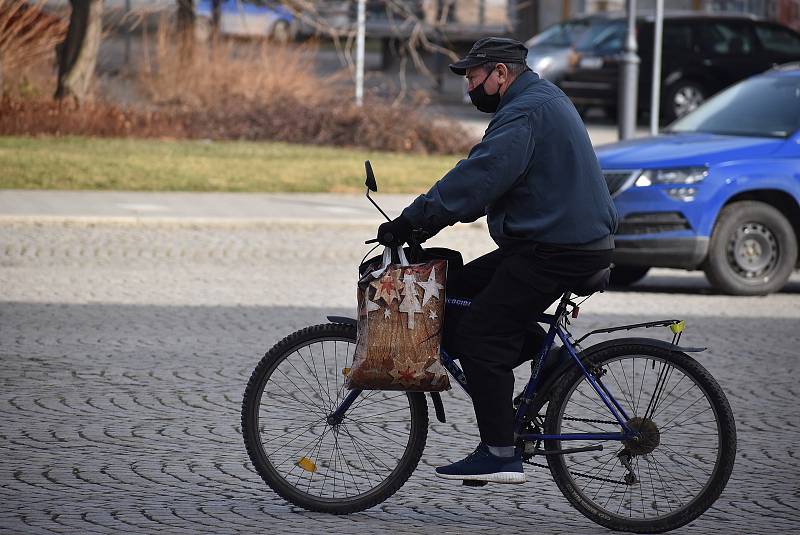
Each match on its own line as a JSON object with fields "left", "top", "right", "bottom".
{"left": 389, "top": 354, "right": 428, "bottom": 388}
{"left": 415, "top": 266, "right": 444, "bottom": 306}
{"left": 370, "top": 271, "right": 403, "bottom": 305}
{"left": 364, "top": 287, "right": 382, "bottom": 314}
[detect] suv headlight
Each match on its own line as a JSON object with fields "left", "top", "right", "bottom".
{"left": 634, "top": 167, "right": 708, "bottom": 187}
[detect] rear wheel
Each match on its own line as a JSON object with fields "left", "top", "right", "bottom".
{"left": 242, "top": 323, "right": 428, "bottom": 514}
{"left": 544, "top": 344, "right": 736, "bottom": 533}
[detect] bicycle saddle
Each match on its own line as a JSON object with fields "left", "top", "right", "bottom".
{"left": 568, "top": 267, "right": 611, "bottom": 296}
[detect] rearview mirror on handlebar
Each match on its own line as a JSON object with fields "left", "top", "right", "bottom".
{"left": 365, "top": 161, "right": 377, "bottom": 192}
{"left": 364, "top": 160, "right": 391, "bottom": 222}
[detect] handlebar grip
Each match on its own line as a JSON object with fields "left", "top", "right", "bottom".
{"left": 364, "top": 238, "right": 379, "bottom": 244}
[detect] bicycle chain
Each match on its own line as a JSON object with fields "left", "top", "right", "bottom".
{"left": 522, "top": 458, "right": 626, "bottom": 485}
{"left": 562, "top": 415, "right": 619, "bottom": 425}
{"left": 522, "top": 416, "right": 624, "bottom": 483}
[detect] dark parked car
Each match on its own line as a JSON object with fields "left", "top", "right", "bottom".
{"left": 560, "top": 13, "right": 800, "bottom": 122}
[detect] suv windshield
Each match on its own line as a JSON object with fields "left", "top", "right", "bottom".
{"left": 530, "top": 20, "right": 591, "bottom": 47}
{"left": 668, "top": 75, "right": 800, "bottom": 138}
{"left": 574, "top": 20, "right": 626, "bottom": 51}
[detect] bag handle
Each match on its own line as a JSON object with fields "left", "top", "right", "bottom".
{"left": 369, "top": 246, "right": 409, "bottom": 279}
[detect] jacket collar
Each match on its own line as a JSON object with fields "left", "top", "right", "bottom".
{"left": 497, "top": 69, "right": 539, "bottom": 112}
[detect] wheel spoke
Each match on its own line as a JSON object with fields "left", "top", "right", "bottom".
{"left": 243, "top": 328, "right": 425, "bottom": 507}
{"left": 545, "top": 349, "right": 733, "bottom": 528}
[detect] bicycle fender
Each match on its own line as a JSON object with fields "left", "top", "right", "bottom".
{"left": 580, "top": 337, "right": 707, "bottom": 355}
{"left": 327, "top": 316, "right": 357, "bottom": 326}
{"left": 525, "top": 337, "right": 706, "bottom": 417}
{"left": 429, "top": 392, "right": 446, "bottom": 423}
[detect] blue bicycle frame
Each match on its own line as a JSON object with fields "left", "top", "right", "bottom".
{"left": 331, "top": 292, "right": 637, "bottom": 442}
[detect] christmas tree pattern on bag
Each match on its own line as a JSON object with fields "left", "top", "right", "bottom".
{"left": 349, "top": 258, "right": 450, "bottom": 391}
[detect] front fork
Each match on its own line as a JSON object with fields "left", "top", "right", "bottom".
{"left": 328, "top": 389, "right": 360, "bottom": 425}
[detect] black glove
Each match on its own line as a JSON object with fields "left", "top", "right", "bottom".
{"left": 377, "top": 215, "right": 413, "bottom": 247}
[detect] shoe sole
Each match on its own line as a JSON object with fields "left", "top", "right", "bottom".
{"left": 435, "top": 471, "right": 526, "bottom": 484}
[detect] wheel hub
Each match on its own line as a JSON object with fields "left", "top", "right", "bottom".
{"left": 326, "top": 414, "right": 343, "bottom": 426}
{"left": 674, "top": 87, "right": 703, "bottom": 116}
{"left": 728, "top": 223, "right": 777, "bottom": 277}
{"left": 623, "top": 417, "right": 660, "bottom": 456}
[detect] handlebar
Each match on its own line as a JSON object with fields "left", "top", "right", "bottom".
{"left": 364, "top": 230, "right": 430, "bottom": 246}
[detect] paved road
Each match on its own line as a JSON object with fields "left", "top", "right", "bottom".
{"left": 1, "top": 219, "right": 799, "bottom": 534}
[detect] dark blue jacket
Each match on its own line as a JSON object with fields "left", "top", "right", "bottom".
{"left": 402, "top": 70, "right": 618, "bottom": 249}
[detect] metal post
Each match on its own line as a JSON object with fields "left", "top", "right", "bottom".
{"left": 649, "top": 0, "right": 663, "bottom": 136}
{"left": 618, "top": 0, "right": 639, "bottom": 140}
{"left": 355, "top": 0, "right": 366, "bottom": 106}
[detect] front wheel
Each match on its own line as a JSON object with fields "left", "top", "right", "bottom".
{"left": 704, "top": 201, "right": 797, "bottom": 295}
{"left": 242, "top": 323, "right": 429, "bottom": 514}
{"left": 544, "top": 343, "right": 736, "bottom": 533}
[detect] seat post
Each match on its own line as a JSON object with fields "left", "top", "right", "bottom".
{"left": 555, "top": 291, "right": 572, "bottom": 319}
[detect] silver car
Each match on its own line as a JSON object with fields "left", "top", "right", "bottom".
{"left": 525, "top": 16, "right": 608, "bottom": 84}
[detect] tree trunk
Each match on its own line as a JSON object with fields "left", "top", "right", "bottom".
{"left": 55, "top": 0, "right": 103, "bottom": 103}
{"left": 177, "top": 0, "right": 195, "bottom": 32}
{"left": 211, "top": 0, "right": 222, "bottom": 40}
{"left": 176, "top": 0, "right": 195, "bottom": 61}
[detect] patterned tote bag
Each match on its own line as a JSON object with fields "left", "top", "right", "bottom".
{"left": 347, "top": 247, "right": 450, "bottom": 392}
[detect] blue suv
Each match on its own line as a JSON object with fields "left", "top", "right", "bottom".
{"left": 596, "top": 64, "right": 800, "bottom": 295}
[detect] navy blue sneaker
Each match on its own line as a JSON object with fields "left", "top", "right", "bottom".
{"left": 435, "top": 443, "right": 525, "bottom": 484}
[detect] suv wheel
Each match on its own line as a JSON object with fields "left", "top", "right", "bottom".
{"left": 665, "top": 80, "right": 705, "bottom": 122}
{"left": 704, "top": 201, "right": 797, "bottom": 295}
{"left": 609, "top": 265, "right": 650, "bottom": 287}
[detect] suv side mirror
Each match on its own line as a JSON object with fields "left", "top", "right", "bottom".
{"left": 365, "top": 160, "right": 377, "bottom": 192}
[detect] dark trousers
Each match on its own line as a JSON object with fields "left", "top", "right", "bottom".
{"left": 442, "top": 243, "right": 613, "bottom": 447}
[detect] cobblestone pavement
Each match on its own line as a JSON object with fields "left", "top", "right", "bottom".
{"left": 1, "top": 221, "right": 799, "bottom": 534}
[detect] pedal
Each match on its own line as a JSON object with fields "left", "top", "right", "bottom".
{"left": 462, "top": 480, "right": 488, "bottom": 487}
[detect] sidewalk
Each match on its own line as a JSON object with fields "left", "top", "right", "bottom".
{"left": 0, "top": 190, "right": 419, "bottom": 224}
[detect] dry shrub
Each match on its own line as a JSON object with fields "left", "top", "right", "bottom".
{"left": 0, "top": 0, "right": 67, "bottom": 96}
{"left": 138, "top": 21, "right": 325, "bottom": 109}
{"left": 0, "top": 97, "right": 185, "bottom": 138}
{"left": 1, "top": 16, "right": 474, "bottom": 154}
{"left": 132, "top": 21, "right": 473, "bottom": 154}
{"left": 180, "top": 94, "right": 473, "bottom": 153}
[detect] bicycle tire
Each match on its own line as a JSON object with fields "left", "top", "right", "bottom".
{"left": 544, "top": 343, "right": 736, "bottom": 533}
{"left": 242, "top": 322, "right": 429, "bottom": 514}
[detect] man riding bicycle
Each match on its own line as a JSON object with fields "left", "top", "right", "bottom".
{"left": 376, "top": 37, "right": 618, "bottom": 484}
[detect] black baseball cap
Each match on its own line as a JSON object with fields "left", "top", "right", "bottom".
{"left": 449, "top": 37, "right": 528, "bottom": 75}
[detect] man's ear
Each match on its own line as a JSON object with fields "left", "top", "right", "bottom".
{"left": 496, "top": 63, "right": 509, "bottom": 85}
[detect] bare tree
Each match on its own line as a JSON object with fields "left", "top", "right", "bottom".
{"left": 177, "top": 0, "right": 195, "bottom": 31}
{"left": 211, "top": 0, "right": 222, "bottom": 40}
{"left": 55, "top": 0, "right": 103, "bottom": 102}
{"left": 176, "top": 0, "right": 195, "bottom": 60}
{"left": 276, "top": 0, "right": 466, "bottom": 103}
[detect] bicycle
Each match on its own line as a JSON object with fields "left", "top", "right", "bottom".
{"left": 241, "top": 162, "right": 737, "bottom": 533}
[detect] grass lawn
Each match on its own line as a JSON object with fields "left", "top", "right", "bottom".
{"left": 0, "top": 136, "right": 463, "bottom": 193}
